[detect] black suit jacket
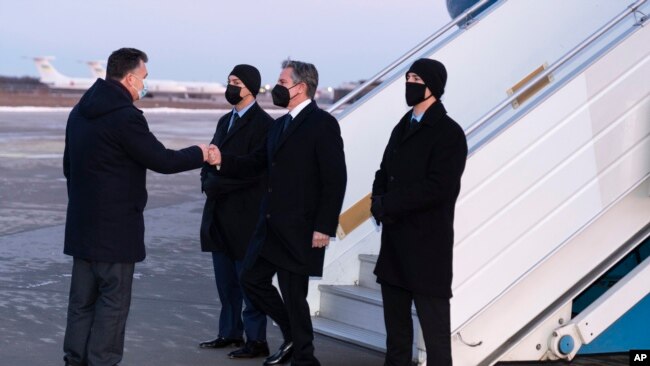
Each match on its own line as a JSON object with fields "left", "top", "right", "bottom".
{"left": 372, "top": 101, "right": 467, "bottom": 297}
{"left": 221, "top": 101, "right": 347, "bottom": 276}
{"left": 199, "top": 102, "right": 273, "bottom": 259}
{"left": 63, "top": 79, "right": 204, "bottom": 263}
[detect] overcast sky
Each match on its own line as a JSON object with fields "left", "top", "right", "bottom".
{"left": 0, "top": 0, "right": 451, "bottom": 87}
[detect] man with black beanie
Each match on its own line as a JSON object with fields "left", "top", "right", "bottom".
{"left": 371, "top": 58, "right": 468, "bottom": 366}
{"left": 206, "top": 59, "right": 348, "bottom": 366}
{"left": 198, "top": 64, "right": 273, "bottom": 360}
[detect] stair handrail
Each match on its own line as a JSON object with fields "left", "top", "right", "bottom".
{"left": 335, "top": 0, "right": 648, "bottom": 239}
{"left": 326, "top": 0, "right": 496, "bottom": 114}
{"left": 451, "top": 0, "right": 649, "bottom": 349}
{"left": 464, "top": 0, "right": 648, "bottom": 139}
{"left": 479, "top": 221, "right": 650, "bottom": 365}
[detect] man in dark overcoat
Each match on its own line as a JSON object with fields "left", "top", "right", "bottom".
{"left": 198, "top": 64, "right": 273, "bottom": 359}
{"left": 206, "top": 60, "right": 347, "bottom": 366}
{"left": 62, "top": 48, "right": 209, "bottom": 366}
{"left": 371, "top": 58, "right": 468, "bottom": 366}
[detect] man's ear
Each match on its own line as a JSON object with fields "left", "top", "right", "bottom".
{"left": 123, "top": 73, "right": 133, "bottom": 86}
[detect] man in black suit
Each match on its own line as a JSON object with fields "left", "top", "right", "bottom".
{"left": 207, "top": 60, "right": 347, "bottom": 366}
{"left": 371, "top": 58, "right": 468, "bottom": 366}
{"left": 62, "top": 48, "right": 210, "bottom": 366}
{"left": 198, "top": 65, "right": 272, "bottom": 359}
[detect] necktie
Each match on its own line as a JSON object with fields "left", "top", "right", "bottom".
{"left": 409, "top": 117, "right": 419, "bottom": 129}
{"left": 228, "top": 113, "right": 240, "bottom": 133}
{"left": 282, "top": 114, "right": 293, "bottom": 133}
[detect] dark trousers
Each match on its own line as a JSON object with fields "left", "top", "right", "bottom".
{"left": 241, "top": 255, "right": 320, "bottom": 366}
{"left": 63, "top": 258, "right": 135, "bottom": 366}
{"left": 211, "top": 251, "right": 267, "bottom": 341}
{"left": 381, "top": 283, "right": 452, "bottom": 366}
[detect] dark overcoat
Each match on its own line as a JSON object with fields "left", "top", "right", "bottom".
{"left": 220, "top": 101, "right": 347, "bottom": 276}
{"left": 199, "top": 102, "right": 272, "bottom": 259}
{"left": 63, "top": 79, "right": 204, "bottom": 263}
{"left": 372, "top": 101, "right": 467, "bottom": 297}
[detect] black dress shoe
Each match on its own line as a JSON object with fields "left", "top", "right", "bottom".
{"left": 199, "top": 336, "right": 244, "bottom": 348}
{"left": 228, "top": 340, "right": 270, "bottom": 359}
{"left": 263, "top": 341, "right": 293, "bottom": 365}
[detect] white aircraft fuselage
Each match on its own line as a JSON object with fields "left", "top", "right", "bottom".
{"left": 85, "top": 60, "right": 226, "bottom": 97}
{"left": 33, "top": 57, "right": 226, "bottom": 97}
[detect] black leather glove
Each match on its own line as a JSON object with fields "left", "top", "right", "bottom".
{"left": 202, "top": 173, "right": 221, "bottom": 199}
{"left": 370, "top": 195, "right": 383, "bottom": 222}
{"left": 371, "top": 195, "right": 395, "bottom": 225}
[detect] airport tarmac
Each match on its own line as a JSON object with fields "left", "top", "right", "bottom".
{"left": 0, "top": 110, "right": 627, "bottom": 365}
{"left": 0, "top": 109, "right": 388, "bottom": 366}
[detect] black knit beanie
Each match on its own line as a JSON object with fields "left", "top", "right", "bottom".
{"left": 406, "top": 58, "right": 447, "bottom": 100}
{"left": 230, "top": 64, "right": 261, "bottom": 97}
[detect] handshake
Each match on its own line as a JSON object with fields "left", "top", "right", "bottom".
{"left": 198, "top": 144, "right": 221, "bottom": 165}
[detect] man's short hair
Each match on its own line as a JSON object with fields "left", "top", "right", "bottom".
{"left": 106, "top": 48, "right": 148, "bottom": 80}
{"left": 282, "top": 59, "right": 318, "bottom": 99}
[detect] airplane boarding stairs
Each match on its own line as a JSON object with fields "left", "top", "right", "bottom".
{"left": 306, "top": 0, "right": 650, "bottom": 364}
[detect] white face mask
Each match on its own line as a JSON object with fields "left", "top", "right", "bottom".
{"left": 129, "top": 73, "right": 148, "bottom": 99}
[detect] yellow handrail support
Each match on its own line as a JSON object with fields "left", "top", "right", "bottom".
{"left": 336, "top": 193, "right": 372, "bottom": 239}
{"left": 506, "top": 63, "right": 552, "bottom": 109}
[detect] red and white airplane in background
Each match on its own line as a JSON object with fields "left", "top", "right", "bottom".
{"left": 33, "top": 57, "right": 226, "bottom": 97}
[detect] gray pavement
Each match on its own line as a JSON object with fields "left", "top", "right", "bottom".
{"left": 0, "top": 110, "right": 384, "bottom": 365}
{"left": 0, "top": 200, "right": 385, "bottom": 366}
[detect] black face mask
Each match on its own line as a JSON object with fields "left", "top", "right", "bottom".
{"left": 405, "top": 82, "right": 431, "bottom": 106}
{"left": 271, "top": 84, "right": 298, "bottom": 108}
{"left": 225, "top": 84, "right": 243, "bottom": 105}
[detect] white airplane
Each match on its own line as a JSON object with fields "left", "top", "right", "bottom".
{"left": 85, "top": 60, "right": 184, "bottom": 95}
{"left": 86, "top": 60, "right": 226, "bottom": 97}
{"left": 33, "top": 57, "right": 94, "bottom": 91}
{"left": 183, "top": 80, "right": 227, "bottom": 96}
{"left": 87, "top": 60, "right": 106, "bottom": 79}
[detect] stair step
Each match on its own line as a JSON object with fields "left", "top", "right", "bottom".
{"left": 319, "top": 285, "right": 418, "bottom": 335}
{"left": 319, "top": 285, "right": 418, "bottom": 314}
{"left": 358, "top": 254, "right": 380, "bottom": 290}
{"left": 320, "top": 284, "right": 383, "bottom": 306}
{"left": 312, "top": 316, "right": 420, "bottom": 360}
{"left": 312, "top": 316, "right": 386, "bottom": 352}
{"left": 319, "top": 285, "right": 386, "bottom": 334}
{"left": 359, "top": 254, "right": 378, "bottom": 263}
